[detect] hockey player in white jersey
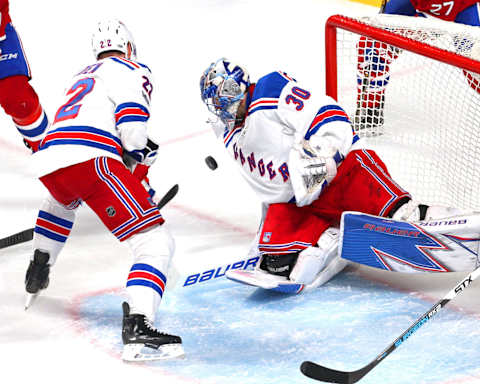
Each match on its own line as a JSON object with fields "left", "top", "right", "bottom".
{"left": 24, "top": 20, "right": 183, "bottom": 361}
{"left": 200, "top": 58, "right": 480, "bottom": 294}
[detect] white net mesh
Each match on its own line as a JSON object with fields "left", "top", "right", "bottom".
{"left": 331, "top": 14, "right": 480, "bottom": 209}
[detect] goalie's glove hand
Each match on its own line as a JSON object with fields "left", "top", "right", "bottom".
{"left": 124, "top": 138, "right": 159, "bottom": 167}
{"left": 289, "top": 140, "right": 338, "bottom": 207}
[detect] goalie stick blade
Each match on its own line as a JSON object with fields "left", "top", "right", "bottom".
{"left": 300, "top": 361, "right": 367, "bottom": 384}
{"left": 0, "top": 228, "right": 34, "bottom": 249}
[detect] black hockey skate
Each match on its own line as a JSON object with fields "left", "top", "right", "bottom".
{"left": 24, "top": 249, "right": 50, "bottom": 310}
{"left": 121, "top": 302, "right": 184, "bottom": 361}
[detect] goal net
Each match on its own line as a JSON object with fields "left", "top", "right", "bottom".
{"left": 326, "top": 14, "right": 480, "bottom": 210}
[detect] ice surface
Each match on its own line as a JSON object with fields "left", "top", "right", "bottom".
{"left": 1, "top": 0, "right": 480, "bottom": 383}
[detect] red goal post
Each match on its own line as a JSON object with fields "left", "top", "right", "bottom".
{"left": 325, "top": 14, "right": 480, "bottom": 100}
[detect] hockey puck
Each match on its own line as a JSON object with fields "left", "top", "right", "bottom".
{"left": 205, "top": 156, "right": 218, "bottom": 170}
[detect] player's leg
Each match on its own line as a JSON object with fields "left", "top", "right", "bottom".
{"left": 276, "top": 148, "right": 408, "bottom": 288}
{"left": 353, "top": 0, "right": 413, "bottom": 134}
{"left": 75, "top": 157, "right": 182, "bottom": 360}
{"left": 0, "top": 25, "right": 48, "bottom": 151}
{"left": 354, "top": 36, "right": 400, "bottom": 134}
{"left": 24, "top": 193, "right": 77, "bottom": 308}
{"left": 251, "top": 203, "right": 348, "bottom": 292}
{"left": 121, "top": 225, "right": 183, "bottom": 360}
{"left": 311, "top": 148, "right": 411, "bottom": 220}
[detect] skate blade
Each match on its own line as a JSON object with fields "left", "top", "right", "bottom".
{"left": 122, "top": 343, "right": 185, "bottom": 362}
{"left": 24, "top": 293, "right": 39, "bottom": 310}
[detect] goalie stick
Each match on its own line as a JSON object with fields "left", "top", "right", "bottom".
{"left": 300, "top": 265, "right": 480, "bottom": 383}
{"left": 0, "top": 184, "right": 179, "bottom": 250}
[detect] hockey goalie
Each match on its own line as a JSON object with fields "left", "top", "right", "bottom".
{"left": 199, "top": 58, "right": 480, "bottom": 294}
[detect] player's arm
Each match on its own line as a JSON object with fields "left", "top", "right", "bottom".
{"left": 279, "top": 86, "right": 354, "bottom": 206}
{"left": 0, "top": 0, "right": 10, "bottom": 41}
{"left": 106, "top": 61, "right": 158, "bottom": 185}
{"left": 116, "top": 84, "right": 152, "bottom": 153}
{"left": 104, "top": 61, "right": 154, "bottom": 154}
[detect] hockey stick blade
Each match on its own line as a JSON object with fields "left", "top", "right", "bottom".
{"left": 0, "top": 228, "right": 34, "bottom": 249}
{"left": 301, "top": 361, "right": 371, "bottom": 384}
{"left": 157, "top": 184, "right": 179, "bottom": 210}
{"left": 300, "top": 266, "right": 480, "bottom": 383}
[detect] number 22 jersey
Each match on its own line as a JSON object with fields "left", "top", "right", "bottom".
{"left": 33, "top": 57, "right": 154, "bottom": 177}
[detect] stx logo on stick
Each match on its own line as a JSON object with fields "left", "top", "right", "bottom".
{"left": 455, "top": 276, "right": 473, "bottom": 293}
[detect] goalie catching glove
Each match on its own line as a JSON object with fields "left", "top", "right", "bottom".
{"left": 289, "top": 138, "right": 339, "bottom": 207}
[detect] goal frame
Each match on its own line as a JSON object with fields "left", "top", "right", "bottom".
{"left": 325, "top": 14, "right": 480, "bottom": 101}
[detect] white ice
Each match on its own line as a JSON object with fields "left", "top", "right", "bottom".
{"left": 1, "top": 1, "right": 480, "bottom": 383}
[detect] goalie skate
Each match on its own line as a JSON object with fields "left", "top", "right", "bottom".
{"left": 225, "top": 269, "right": 305, "bottom": 294}
{"left": 121, "top": 302, "right": 184, "bottom": 362}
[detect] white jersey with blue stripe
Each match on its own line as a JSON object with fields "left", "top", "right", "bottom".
{"left": 222, "top": 71, "right": 358, "bottom": 205}
{"left": 33, "top": 56, "right": 154, "bottom": 177}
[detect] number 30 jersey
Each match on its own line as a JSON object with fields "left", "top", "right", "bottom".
{"left": 219, "top": 71, "right": 358, "bottom": 205}
{"left": 33, "top": 57, "right": 154, "bottom": 177}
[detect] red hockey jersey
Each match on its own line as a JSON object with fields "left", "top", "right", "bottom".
{"left": 411, "top": 0, "right": 479, "bottom": 21}
{"left": 0, "top": 0, "right": 11, "bottom": 40}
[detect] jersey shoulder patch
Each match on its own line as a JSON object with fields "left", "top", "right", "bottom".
{"left": 248, "top": 71, "right": 295, "bottom": 116}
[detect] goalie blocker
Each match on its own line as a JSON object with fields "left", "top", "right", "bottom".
{"left": 227, "top": 200, "right": 480, "bottom": 292}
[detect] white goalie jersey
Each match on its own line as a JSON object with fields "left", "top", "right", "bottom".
{"left": 33, "top": 56, "right": 154, "bottom": 177}
{"left": 215, "top": 71, "right": 359, "bottom": 206}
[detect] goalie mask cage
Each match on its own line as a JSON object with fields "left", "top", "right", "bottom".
{"left": 326, "top": 14, "right": 480, "bottom": 210}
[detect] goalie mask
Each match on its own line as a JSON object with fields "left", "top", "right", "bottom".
{"left": 200, "top": 58, "right": 250, "bottom": 125}
{"left": 91, "top": 19, "right": 137, "bottom": 60}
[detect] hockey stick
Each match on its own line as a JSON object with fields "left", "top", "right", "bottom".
{"left": 157, "top": 183, "right": 179, "bottom": 210}
{"left": 0, "top": 184, "right": 179, "bottom": 250}
{"left": 0, "top": 228, "right": 34, "bottom": 249}
{"left": 300, "top": 266, "right": 480, "bottom": 383}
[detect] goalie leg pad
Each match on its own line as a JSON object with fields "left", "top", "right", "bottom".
{"left": 290, "top": 227, "right": 344, "bottom": 287}
{"left": 341, "top": 211, "right": 480, "bottom": 273}
{"left": 289, "top": 247, "right": 326, "bottom": 285}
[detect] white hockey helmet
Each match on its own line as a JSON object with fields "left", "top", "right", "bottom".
{"left": 91, "top": 19, "right": 137, "bottom": 60}
{"left": 200, "top": 58, "right": 250, "bottom": 125}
